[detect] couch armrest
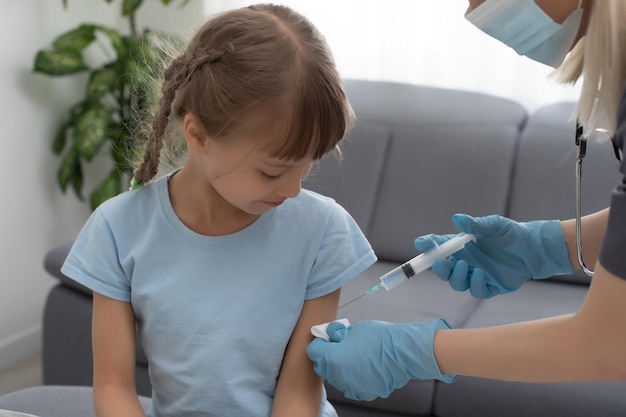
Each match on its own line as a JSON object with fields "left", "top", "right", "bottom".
{"left": 43, "top": 241, "right": 92, "bottom": 296}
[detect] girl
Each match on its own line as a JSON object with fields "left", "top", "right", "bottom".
{"left": 61, "top": 4, "right": 376, "bottom": 416}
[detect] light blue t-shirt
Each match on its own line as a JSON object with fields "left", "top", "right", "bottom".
{"left": 61, "top": 172, "right": 377, "bottom": 417}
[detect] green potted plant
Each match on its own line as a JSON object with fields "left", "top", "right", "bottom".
{"left": 34, "top": 0, "right": 190, "bottom": 209}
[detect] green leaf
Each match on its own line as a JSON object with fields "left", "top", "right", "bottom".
{"left": 71, "top": 160, "right": 84, "bottom": 199}
{"left": 90, "top": 170, "right": 122, "bottom": 209}
{"left": 52, "top": 25, "right": 96, "bottom": 53}
{"left": 87, "top": 67, "right": 119, "bottom": 99}
{"left": 159, "top": 0, "right": 191, "bottom": 6}
{"left": 57, "top": 147, "right": 80, "bottom": 193}
{"left": 33, "top": 50, "right": 88, "bottom": 75}
{"left": 74, "top": 103, "right": 110, "bottom": 161}
{"left": 95, "top": 26, "right": 127, "bottom": 59}
{"left": 122, "top": 0, "right": 143, "bottom": 16}
{"left": 52, "top": 122, "right": 69, "bottom": 154}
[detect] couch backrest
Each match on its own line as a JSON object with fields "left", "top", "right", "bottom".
{"left": 508, "top": 102, "right": 619, "bottom": 221}
{"left": 305, "top": 79, "right": 527, "bottom": 262}
{"left": 304, "top": 80, "right": 621, "bottom": 280}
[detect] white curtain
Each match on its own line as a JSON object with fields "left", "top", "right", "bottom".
{"left": 203, "top": 0, "right": 582, "bottom": 112}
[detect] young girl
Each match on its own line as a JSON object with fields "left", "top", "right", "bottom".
{"left": 60, "top": 4, "right": 376, "bottom": 416}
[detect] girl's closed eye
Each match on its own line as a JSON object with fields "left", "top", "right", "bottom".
{"left": 261, "top": 171, "right": 283, "bottom": 180}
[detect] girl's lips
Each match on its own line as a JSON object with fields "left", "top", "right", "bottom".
{"left": 263, "top": 200, "right": 284, "bottom": 207}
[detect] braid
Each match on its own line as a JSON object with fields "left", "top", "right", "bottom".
{"left": 131, "top": 49, "right": 225, "bottom": 187}
{"left": 185, "top": 48, "right": 224, "bottom": 83}
{"left": 133, "top": 66, "right": 179, "bottom": 184}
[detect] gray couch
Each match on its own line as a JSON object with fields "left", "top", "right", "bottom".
{"left": 3, "top": 79, "right": 626, "bottom": 417}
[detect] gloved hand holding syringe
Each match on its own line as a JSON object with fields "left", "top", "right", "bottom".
{"left": 339, "top": 233, "right": 476, "bottom": 310}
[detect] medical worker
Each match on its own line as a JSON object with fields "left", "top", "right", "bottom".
{"left": 307, "top": 0, "right": 626, "bottom": 401}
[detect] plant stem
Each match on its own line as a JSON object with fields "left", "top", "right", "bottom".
{"left": 130, "top": 13, "right": 137, "bottom": 36}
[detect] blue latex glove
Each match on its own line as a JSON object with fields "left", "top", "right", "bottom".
{"left": 306, "top": 319, "right": 456, "bottom": 401}
{"left": 413, "top": 214, "right": 574, "bottom": 299}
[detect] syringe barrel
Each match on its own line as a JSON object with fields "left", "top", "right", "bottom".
{"left": 379, "top": 267, "right": 408, "bottom": 291}
{"left": 379, "top": 233, "right": 476, "bottom": 292}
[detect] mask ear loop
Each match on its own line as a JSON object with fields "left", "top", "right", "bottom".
{"left": 575, "top": 120, "right": 594, "bottom": 277}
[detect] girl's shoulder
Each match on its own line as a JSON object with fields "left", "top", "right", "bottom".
{"left": 289, "top": 188, "right": 345, "bottom": 213}
{"left": 91, "top": 175, "right": 166, "bottom": 229}
{"left": 297, "top": 188, "right": 338, "bottom": 205}
{"left": 279, "top": 189, "right": 355, "bottom": 230}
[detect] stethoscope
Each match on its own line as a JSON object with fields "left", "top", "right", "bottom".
{"left": 574, "top": 120, "right": 621, "bottom": 277}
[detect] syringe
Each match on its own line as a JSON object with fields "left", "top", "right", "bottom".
{"left": 339, "top": 233, "right": 476, "bottom": 310}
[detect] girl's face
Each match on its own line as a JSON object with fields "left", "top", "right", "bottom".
{"left": 191, "top": 118, "right": 314, "bottom": 216}
{"left": 210, "top": 143, "right": 313, "bottom": 215}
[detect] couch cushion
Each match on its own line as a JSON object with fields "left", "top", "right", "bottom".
{"left": 328, "top": 379, "right": 436, "bottom": 417}
{"left": 0, "top": 386, "right": 151, "bottom": 417}
{"left": 508, "top": 102, "right": 618, "bottom": 221}
{"left": 460, "top": 279, "right": 587, "bottom": 328}
{"left": 304, "top": 120, "right": 390, "bottom": 236}
{"left": 435, "top": 377, "right": 626, "bottom": 417}
{"left": 337, "top": 79, "right": 527, "bottom": 262}
{"left": 365, "top": 122, "right": 521, "bottom": 262}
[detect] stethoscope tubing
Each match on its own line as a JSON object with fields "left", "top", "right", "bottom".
{"left": 575, "top": 121, "right": 595, "bottom": 277}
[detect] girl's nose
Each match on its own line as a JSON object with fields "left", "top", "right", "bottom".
{"left": 277, "top": 175, "right": 302, "bottom": 198}
{"left": 277, "top": 169, "right": 305, "bottom": 198}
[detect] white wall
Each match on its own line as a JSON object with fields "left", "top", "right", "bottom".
{"left": 205, "top": 0, "right": 581, "bottom": 112}
{"left": 0, "top": 0, "right": 205, "bottom": 372}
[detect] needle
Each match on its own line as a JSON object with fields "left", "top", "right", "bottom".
{"left": 338, "top": 283, "right": 383, "bottom": 310}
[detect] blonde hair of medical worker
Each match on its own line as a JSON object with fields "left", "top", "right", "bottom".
{"left": 132, "top": 3, "right": 353, "bottom": 185}
{"left": 553, "top": 0, "right": 626, "bottom": 137}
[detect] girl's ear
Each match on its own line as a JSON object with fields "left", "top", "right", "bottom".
{"left": 184, "top": 113, "right": 210, "bottom": 154}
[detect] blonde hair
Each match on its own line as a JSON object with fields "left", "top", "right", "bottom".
{"left": 133, "top": 3, "right": 353, "bottom": 184}
{"left": 552, "top": 0, "right": 626, "bottom": 139}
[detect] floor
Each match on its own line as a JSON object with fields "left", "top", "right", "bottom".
{"left": 0, "top": 352, "right": 43, "bottom": 397}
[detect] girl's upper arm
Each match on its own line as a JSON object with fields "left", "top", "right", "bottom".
{"left": 92, "top": 292, "right": 137, "bottom": 388}
{"left": 270, "top": 289, "right": 341, "bottom": 417}
{"left": 92, "top": 292, "right": 146, "bottom": 417}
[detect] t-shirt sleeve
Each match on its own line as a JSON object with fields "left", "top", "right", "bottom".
{"left": 598, "top": 84, "right": 626, "bottom": 280}
{"left": 305, "top": 201, "right": 377, "bottom": 300}
{"left": 61, "top": 209, "right": 132, "bottom": 301}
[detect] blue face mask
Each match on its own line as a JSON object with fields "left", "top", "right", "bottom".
{"left": 465, "top": 0, "right": 583, "bottom": 68}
